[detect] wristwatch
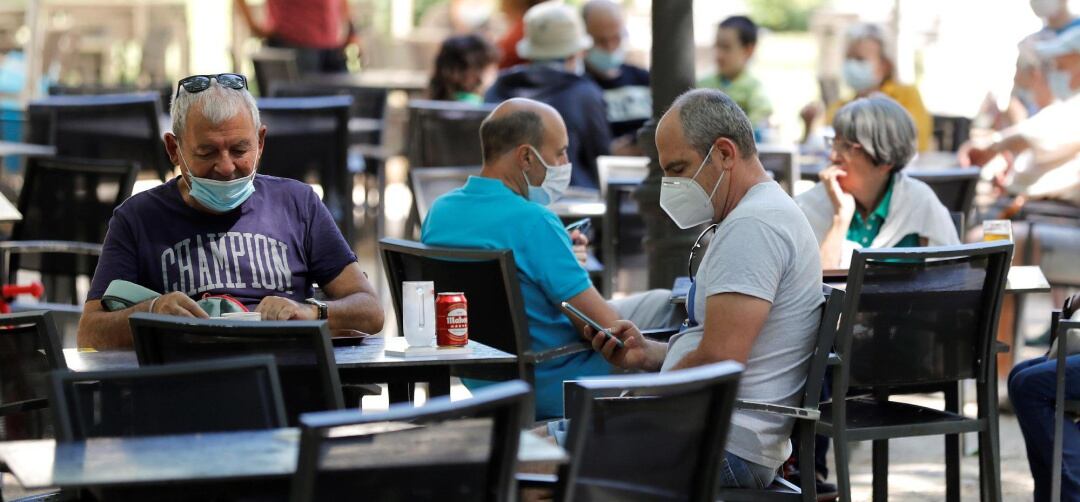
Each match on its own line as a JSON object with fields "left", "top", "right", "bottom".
{"left": 305, "top": 298, "right": 328, "bottom": 320}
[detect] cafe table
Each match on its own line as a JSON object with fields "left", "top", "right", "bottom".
{"left": 0, "top": 421, "right": 567, "bottom": 493}
{"left": 63, "top": 336, "right": 517, "bottom": 404}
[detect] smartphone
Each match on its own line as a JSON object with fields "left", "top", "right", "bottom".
{"left": 564, "top": 218, "right": 592, "bottom": 235}
{"left": 560, "top": 302, "right": 625, "bottom": 349}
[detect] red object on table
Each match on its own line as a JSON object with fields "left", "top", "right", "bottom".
{"left": 0, "top": 282, "right": 45, "bottom": 313}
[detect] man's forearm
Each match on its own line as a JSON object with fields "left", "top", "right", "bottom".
{"left": 668, "top": 344, "right": 722, "bottom": 372}
{"left": 77, "top": 301, "right": 152, "bottom": 349}
{"left": 327, "top": 292, "right": 384, "bottom": 334}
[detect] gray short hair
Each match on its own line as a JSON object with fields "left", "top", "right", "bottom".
{"left": 832, "top": 95, "right": 916, "bottom": 172}
{"left": 671, "top": 89, "right": 756, "bottom": 159}
{"left": 170, "top": 79, "right": 260, "bottom": 141}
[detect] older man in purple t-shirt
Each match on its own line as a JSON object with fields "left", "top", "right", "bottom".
{"left": 78, "top": 74, "right": 383, "bottom": 349}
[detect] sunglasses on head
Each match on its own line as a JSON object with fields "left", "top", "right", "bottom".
{"left": 175, "top": 73, "right": 248, "bottom": 98}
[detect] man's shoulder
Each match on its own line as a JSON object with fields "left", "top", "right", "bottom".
{"left": 114, "top": 177, "right": 179, "bottom": 216}
{"left": 620, "top": 64, "right": 650, "bottom": 84}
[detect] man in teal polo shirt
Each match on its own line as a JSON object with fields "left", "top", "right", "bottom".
{"left": 421, "top": 98, "right": 676, "bottom": 419}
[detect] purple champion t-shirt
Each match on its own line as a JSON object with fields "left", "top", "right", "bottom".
{"left": 87, "top": 175, "right": 357, "bottom": 307}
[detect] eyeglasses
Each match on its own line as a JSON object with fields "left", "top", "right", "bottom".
{"left": 175, "top": 73, "right": 248, "bottom": 98}
{"left": 825, "top": 135, "right": 859, "bottom": 153}
{"left": 688, "top": 223, "right": 720, "bottom": 281}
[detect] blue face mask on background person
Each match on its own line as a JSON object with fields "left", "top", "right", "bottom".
{"left": 586, "top": 46, "right": 626, "bottom": 74}
{"left": 1048, "top": 70, "right": 1077, "bottom": 100}
{"left": 178, "top": 148, "right": 258, "bottom": 212}
{"left": 842, "top": 59, "right": 879, "bottom": 93}
{"left": 522, "top": 146, "right": 572, "bottom": 206}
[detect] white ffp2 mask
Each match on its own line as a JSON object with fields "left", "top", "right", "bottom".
{"left": 659, "top": 145, "right": 725, "bottom": 229}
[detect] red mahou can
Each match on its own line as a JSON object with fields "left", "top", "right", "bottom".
{"left": 436, "top": 292, "right": 468, "bottom": 346}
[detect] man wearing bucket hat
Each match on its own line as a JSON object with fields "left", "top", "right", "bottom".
{"left": 485, "top": 1, "right": 611, "bottom": 189}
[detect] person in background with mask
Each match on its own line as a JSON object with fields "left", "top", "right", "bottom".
{"left": 959, "top": 27, "right": 1080, "bottom": 211}
{"left": 698, "top": 15, "right": 773, "bottom": 140}
{"left": 581, "top": 0, "right": 651, "bottom": 155}
{"left": 485, "top": 1, "right": 611, "bottom": 188}
{"left": 427, "top": 34, "right": 500, "bottom": 104}
{"left": 1009, "top": 0, "right": 1080, "bottom": 121}
{"left": 582, "top": 89, "right": 823, "bottom": 488}
{"left": 422, "top": 98, "right": 679, "bottom": 420}
{"left": 77, "top": 75, "right": 385, "bottom": 349}
{"left": 801, "top": 23, "right": 932, "bottom": 152}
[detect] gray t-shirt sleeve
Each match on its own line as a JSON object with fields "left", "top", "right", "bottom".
{"left": 702, "top": 216, "right": 789, "bottom": 304}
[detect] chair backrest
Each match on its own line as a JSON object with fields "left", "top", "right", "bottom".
{"left": 405, "top": 100, "right": 495, "bottom": 168}
{"left": 950, "top": 211, "right": 965, "bottom": 237}
{"left": 756, "top": 144, "right": 800, "bottom": 196}
{"left": 256, "top": 96, "right": 351, "bottom": 233}
{"left": 835, "top": 242, "right": 1012, "bottom": 391}
{"left": 129, "top": 313, "right": 343, "bottom": 425}
{"left": 11, "top": 156, "right": 138, "bottom": 280}
{"left": 559, "top": 362, "right": 743, "bottom": 502}
{"left": 48, "top": 84, "right": 172, "bottom": 118}
{"left": 908, "top": 168, "right": 980, "bottom": 214}
{"left": 269, "top": 79, "right": 388, "bottom": 132}
{"left": 379, "top": 238, "right": 530, "bottom": 366}
{"left": 931, "top": 115, "right": 972, "bottom": 153}
{"left": 26, "top": 92, "right": 170, "bottom": 181}
{"left": 49, "top": 355, "right": 287, "bottom": 441}
{"left": 252, "top": 48, "right": 301, "bottom": 96}
{"left": 290, "top": 380, "right": 530, "bottom": 502}
{"left": 0, "top": 311, "right": 65, "bottom": 441}
{"left": 410, "top": 166, "right": 480, "bottom": 222}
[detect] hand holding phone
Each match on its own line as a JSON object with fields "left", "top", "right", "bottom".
{"left": 560, "top": 301, "right": 624, "bottom": 349}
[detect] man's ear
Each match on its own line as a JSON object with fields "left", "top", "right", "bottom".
{"left": 257, "top": 124, "right": 267, "bottom": 153}
{"left": 164, "top": 132, "right": 180, "bottom": 166}
{"left": 714, "top": 137, "right": 740, "bottom": 170}
{"left": 515, "top": 144, "right": 533, "bottom": 171}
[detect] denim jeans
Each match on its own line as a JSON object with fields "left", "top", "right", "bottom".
{"left": 1009, "top": 355, "right": 1080, "bottom": 502}
{"left": 717, "top": 451, "right": 776, "bottom": 489}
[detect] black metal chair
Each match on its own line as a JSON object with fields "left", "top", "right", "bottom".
{"left": 252, "top": 48, "right": 301, "bottom": 97}
{"left": 25, "top": 93, "right": 170, "bottom": 181}
{"left": 256, "top": 96, "right": 355, "bottom": 242}
{"left": 289, "top": 379, "right": 530, "bottom": 502}
{"left": 49, "top": 355, "right": 286, "bottom": 441}
{"left": 715, "top": 287, "right": 846, "bottom": 501}
{"left": 0, "top": 311, "right": 65, "bottom": 442}
{"left": 820, "top": 241, "right": 1013, "bottom": 502}
{"left": 268, "top": 80, "right": 388, "bottom": 146}
{"left": 931, "top": 115, "right": 972, "bottom": 153}
{"left": 380, "top": 238, "right": 589, "bottom": 420}
{"left": 1, "top": 156, "right": 138, "bottom": 305}
{"left": 403, "top": 100, "right": 495, "bottom": 237}
{"left": 409, "top": 166, "right": 480, "bottom": 223}
{"left": 1049, "top": 307, "right": 1080, "bottom": 502}
{"left": 757, "top": 145, "right": 800, "bottom": 196}
{"left": 129, "top": 313, "right": 343, "bottom": 425}
{"left": 47, "top": 84, "right": 172, "bottom": 120}
{"left": 908, "top": 168, "right": 980, "bottom": 215}
{"left": 524, "top": 361, "right": 743, "bottom": 501}
{"left": 405, "top": 100, "right": 494, "bottom": 169}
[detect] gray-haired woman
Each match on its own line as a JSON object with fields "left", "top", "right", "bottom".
{"left": 796, "top": 95, "right": 959, "bottom": 269}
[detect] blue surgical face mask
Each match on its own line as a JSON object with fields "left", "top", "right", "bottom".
{"left": 1048, "top": 70, "right": 1078, "bottom": 100}
{"left": 842, "top": 59, "right": 879, "bottom": 93}
{"left": 178, "top": 148, "right": 258, "bottom": 213}
{"left": 521, "top": 146, "right": 572, "bottom": 206}
{"left": 586, "top": 46, "right": 626, "bottom": 74}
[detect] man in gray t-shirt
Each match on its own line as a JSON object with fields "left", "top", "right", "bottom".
{"left": 588, "top": 89, "right": 823, "bottom": 488}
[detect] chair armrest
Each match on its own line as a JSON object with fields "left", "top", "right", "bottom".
{"left": 641, "top": 327, "right": 680, "bottom": 341}
{"left": 516, "top": 472, "right": 559, "bottom": 489}
{"left": 995, "top": 341, "right": 1011, "bottom": 354}
{"left": 0, "top": 240, "right": 103, "bottom": 256}
{"left": 827, "top": 352, "right": 841, "bottom": 366}
{"left": 525, "top": 342, "right": 590, "bottom": 364}
{"left": 735, "top": 399, "right": 821, "bottom": 421}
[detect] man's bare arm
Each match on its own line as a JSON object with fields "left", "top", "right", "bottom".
{"left": 319, "top": 262, "right": 384, "bottom": 335}
{"left": 669, "top": 292, "right": 771, "bottom": 370}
